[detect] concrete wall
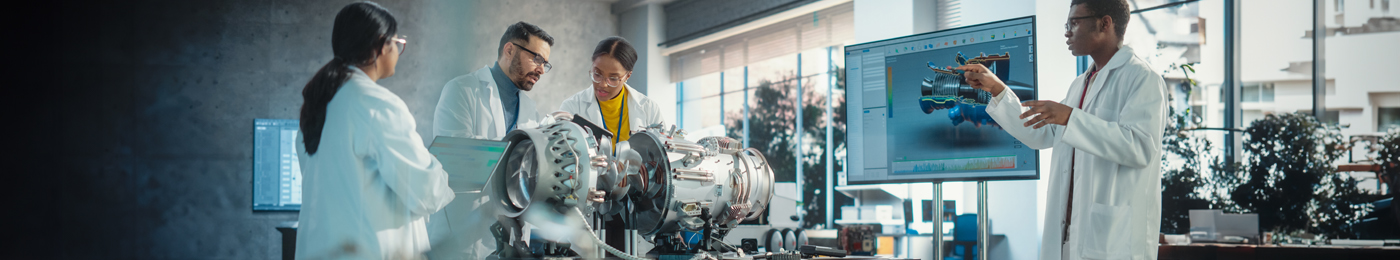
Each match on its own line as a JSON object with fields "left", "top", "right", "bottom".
{"left": 464, "top": 0, "right": 619, "bottom": 116}
{"left": 46, "top": 0, "right": 615, "bottom": 258}
{"left": 618, "top": 3, "right": 674, "bottom": 119}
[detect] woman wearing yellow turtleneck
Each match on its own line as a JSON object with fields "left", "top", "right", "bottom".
{"left": 558, "top": 36, "right": 666, "bottom": 153}
{"left": 596, "top": 84, "right": 632, "bottom": 143}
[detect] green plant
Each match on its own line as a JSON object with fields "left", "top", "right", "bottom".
{"left": 1159, "top": 63, "right": 1219, "bottom": 234}
{"left": 1368, "top": 127, "right": 1400, "bottom": 238}
{"left": 1154, "top": 63, "right": 1381, "bottom": 238}
{"left": 1159, "top": 103, "right": 1215, "bottom": 234}
{"left": 1379, "top": 127, "right": 1400, "bottom": 199}
{"left": 1228, "top": 113, "right": 1373, "bottom": 239}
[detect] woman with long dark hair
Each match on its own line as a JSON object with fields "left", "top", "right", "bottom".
{"left": 295, "top": 2, "right": 453, "bottom": 259}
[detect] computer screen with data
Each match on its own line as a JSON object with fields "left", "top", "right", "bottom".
{"left": 253, "top": 119, "right": 302, "bottom": 211}
{"left": 844, "top": 16, "right": 1039, "bottom": 184}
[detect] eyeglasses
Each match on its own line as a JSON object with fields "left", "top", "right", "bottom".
{"left": 510, "top": 42, "right": 552, "bottom": 73}
{"left": 590, "top": 70, "right": 626, "bottom": 88}
{"left": 1064, "top": 15, "right": 1100, "bottom": 32}
{"left": 391, "top": 35, "right": 408, "bottom": 54}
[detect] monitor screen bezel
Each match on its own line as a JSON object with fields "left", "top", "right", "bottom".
{"left": 843, "top": 15, "right": 1040, "bottom": 184}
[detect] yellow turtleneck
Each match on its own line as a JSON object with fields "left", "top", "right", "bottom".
{"left": 598, "top": 86, "right": 630, "bottom": 151}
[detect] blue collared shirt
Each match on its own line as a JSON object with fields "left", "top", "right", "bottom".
{"left": 490, "top": 62, "right": 520, "bottom": 131}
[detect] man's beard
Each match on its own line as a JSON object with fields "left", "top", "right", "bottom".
{"left": 510, "top": 57, "right": 540, "bottom": 91}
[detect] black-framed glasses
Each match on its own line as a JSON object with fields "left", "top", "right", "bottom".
{"left": 391, "top": 35, "right": 408, "bottom": 54}
{"left": 1064, "top": 15, "right": 1101, "bottom": 32}
{"left": 510, "top": 42, "right": 552, "bottom": 73}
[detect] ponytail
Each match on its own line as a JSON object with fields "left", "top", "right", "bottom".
{"left": 299, "top": 57, "right": 353, "bottom": 155}
{"left": 298, "top": 2, "right": 397, "bottom": 155}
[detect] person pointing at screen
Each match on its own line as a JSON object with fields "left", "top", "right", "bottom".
{"left": 957, "top": 0, "right": 1167, "bottom": 259}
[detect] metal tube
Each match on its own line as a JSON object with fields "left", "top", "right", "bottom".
{"left": 666, "top": 142, "right": 704, "bottom": 150}
{"left": 795, "top": 53, "right": 803, "bottom": 225}
{"left": 667, "top": 143, "right": 707, "bottom": 155}
{"left": 825, "top": 46, "right": 835, "bottom": 229}
{"left": 978, "top": 181, "right": 989, "bottom": 260}
{"left": 673, "top": 174, "right": 714, "bottom": 182}
{"left": 1224, "top": 0, "right": 1242, "bottom": 164}
{"left": 672, "top": 168, "right": 712, "bottom": 177}
{"left": 1312, "top": 0, "right": 1327, "bottom": 121}
{"left": 931, "top": 182, "right": 943, "bottom": 260}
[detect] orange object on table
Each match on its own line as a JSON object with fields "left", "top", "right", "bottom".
{"left": 876, "top": 236, "right": 895, "bottom": 256}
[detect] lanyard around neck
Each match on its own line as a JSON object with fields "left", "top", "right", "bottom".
{"left": 597, "top": 91, "right": 628, "bottom": 136}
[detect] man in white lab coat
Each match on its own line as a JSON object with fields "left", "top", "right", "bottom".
{"left": 957, "top": 0, "right": 1166, "bottom": 259}
{"left": 428, "top": 21, "right": 554, "bottom": 259}
{"left": 434, "top": 21, "right": 553, "bottom": 139}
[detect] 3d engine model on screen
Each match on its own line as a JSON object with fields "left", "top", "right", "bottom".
{"left": 485, "top": 112, "right": 774, "bottom": 259}
{"left": 920, "top": 51, "right": 1034, "bottom": 128}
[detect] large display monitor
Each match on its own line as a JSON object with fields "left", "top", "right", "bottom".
{"left": 844, "top": 16, "right": 1039, "bottom": 184}
{"left": 253, "top": 119, "right": 302, "bottom": 211}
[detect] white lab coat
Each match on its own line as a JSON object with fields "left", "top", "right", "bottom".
{"left": 433, "top": 65, "right": 542, "bottom": 139}
{"left": 427, "top": 65, "right": 543, "bottom": 259}
{"left": 557, "top": 84, "right": 667, "bottom": 136}
{"left": 985, "top": 46, "right": 1166, "bottom": 260}
{"left": 295, "top": 67, "right": 456, "bottom": 260}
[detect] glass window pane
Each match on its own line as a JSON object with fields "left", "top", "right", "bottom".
{"left": 798, "top": 47, "right": 835, "bottom": 227}
{"left": 723, "top": 67, "right": 746, "bottom": 140}
{"left": 1125, "top": 0, "right": 1228, "bottom": 234}
{"left": 1241, "top": 0, "right": 1314, "bottom": 125}
{"left": 800, "top": 47, "right": 832, "bottom": 167}
{"left": 745, "top": 53, "right": 799, "bottom": 182}
{"left": 1260, "top": 83, "right": 1274, "bottom": 102}
{"left": 1242, "top": 84, "right": 1260, "bottom": 103}
{"left": 1380, "top": 107, "right": 1400, "bottom": 132}
{"left": 1324, "top": 110, "right": 1340, "bottom": 125}
{"left": 680, "top": 73, "right": 723, "bottom": 137}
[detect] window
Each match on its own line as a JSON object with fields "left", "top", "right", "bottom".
{"left": 1241, "top": 0, "right": 1314, "bottom": 125}
{"left": 1126, "top": 0, "right": 1227, "bottom": 234}
{"left": 1123, "top": 0, "right": 1223, "bottom": 146}
{"left": 1380, "top": 107, "right": 1400, "bottom": 131}
{"left": 723, "top": 66, "right": 746, "bottom": 140}
{"left": 670, "top": 3, "right": 854, "bottom": 227}
{"left": 1241, "top": 83, "right": 1275, "bottom": 103}
{"left": 677, "top": 72, "right": 723, "bottom": 135}
{"left": 744, "top": 53, "right": 799, "bottom": 182}
{"left": 1242, "top": 84, "right": 1260, "bottom": 103}
{"left": 1191, "top": 105, "right": 1206, "bottom": 122}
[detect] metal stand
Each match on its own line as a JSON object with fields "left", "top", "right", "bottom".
{"left": 930, "top": 182, "right": 943, "bottom": 259}
{"left": 977, "top": 181, "right": 989, "bottom": 260}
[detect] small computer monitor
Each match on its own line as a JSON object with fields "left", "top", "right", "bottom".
{"left": 843, "top": 16, "right": 1040, "bottom": 184}
{"left": 252, "top": 119, "right": 302, "bottom": 211}
{"left": 428, "top": 136, "right": 509, "bottom": 193}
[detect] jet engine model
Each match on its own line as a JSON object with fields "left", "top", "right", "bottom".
{"left": 921, "top": 51, "right": 1035, "bottom": 127}
{"left": 484, "top": 112, "right": 774, "bottom": 259}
